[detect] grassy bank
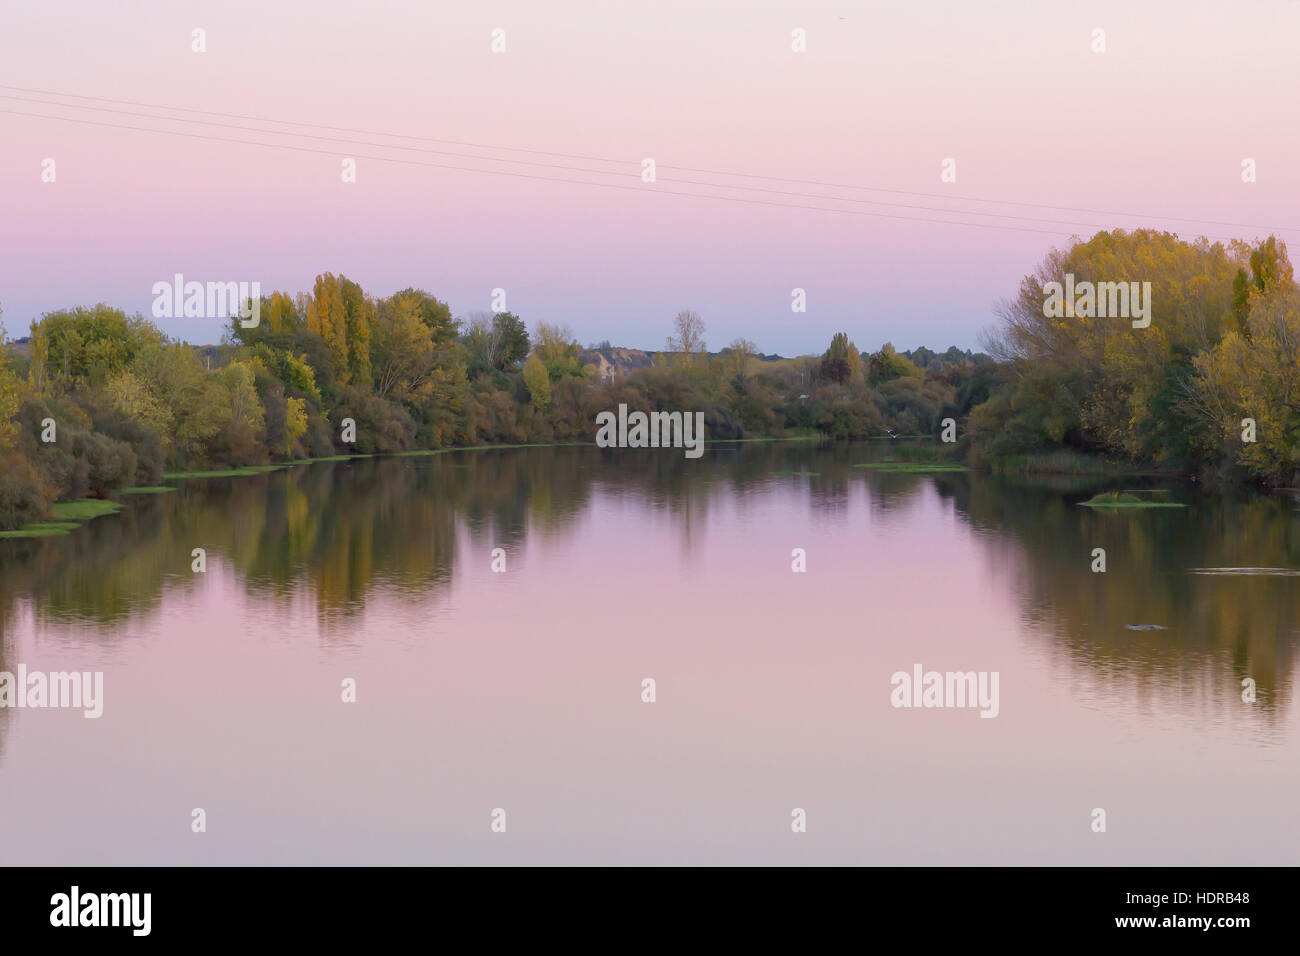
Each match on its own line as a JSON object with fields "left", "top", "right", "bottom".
{"left": 163, "top": 464, "right": 288, "bottom": 479}
{"left": 1079, "top": 491, "right": 1187, "bottom": 509}
{"left": 855, "top": 462, "right": 969, "bottom": 473}
{"left": 162, "top": 437, "right": 822, "bottom": 479}
{"left": 0, "top": 498, "right": 123, "bottom": 539}
{"left": 986, "top": 450, "right": 1167, "bottom": 477}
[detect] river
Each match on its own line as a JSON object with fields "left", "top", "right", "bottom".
{"left": 0, "top": 442, "right": 1296, "bottom": 864}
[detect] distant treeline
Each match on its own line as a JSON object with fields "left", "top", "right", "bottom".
{"left": 1, "top": 227, "right": 1297, "bottom": 530}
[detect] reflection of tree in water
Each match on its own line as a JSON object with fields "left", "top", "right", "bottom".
{"left": 2, "top": 444, "right": 1296, "bottom": 728}
{"left": 0, "top": 629, "right": 7, "bottom": 760}
{"left": 0, "top": 494, "right": 178, "bottom": 639}
{"left": 0, "top": 444, "right": 828, "bottom": 637}
{"left": 933, "top": 475, "right": 1300, "bottom": 724}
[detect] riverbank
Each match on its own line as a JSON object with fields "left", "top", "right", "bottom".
{"left": 2, "top": 436, "right": 832, "bottom": 539}
{"left": 0, "top": 499, "right": 123, "bottom": 539}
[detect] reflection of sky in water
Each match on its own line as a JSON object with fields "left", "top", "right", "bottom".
{"left": 0, "top": 446, "right": 1296, "bottom": 864}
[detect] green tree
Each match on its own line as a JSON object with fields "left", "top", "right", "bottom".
{"left": 283, "top": 396, "right": 308, "bottom": 455}
{"left": 867, "top": 342, "right": 920, "bottom": 385}
{"left": 372, "top": 294, "right": 435, "bottom": 400}
{"left": 388, "top": 288, "right": 457, "bottom": 343}
{"left": 105, "top": 370, "right": 172, "bottom": 435}
{"left": 532, "top": 322, "right": 584, "bottom": 381}
{"left": 28, "top": 305, "right": 144, "bottom": 391}
{"left": 493, "top": 312, "right": 530, "bottom": 368}
{"left": 821, "top": 332, "right": 860, "bottom": 383}
{"left": 723, "top": 337, "right": 757, "bottom": 382}
{"left": 215, "top": 360, "right": 266, "bottom": 435}
{"left": 463, "top": 311, "right": 530, "bottom": 373}
{"left": 0, "top": 351, "right": 18, "bottom": 454}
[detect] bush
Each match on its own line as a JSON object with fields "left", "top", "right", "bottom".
{"left": 93, "top": 413, "right": 165, "bottom": 486}
{"left": 69, "top": 430, "right": 137, "bottom": 497}
{"left": 0, "top": 451, "right": 55, "bottom": 530}
{"left": 333, "top": 387, "right": 417, "bottom": 454}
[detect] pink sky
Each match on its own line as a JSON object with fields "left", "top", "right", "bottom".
{"left": 2, "top": 0, "right": 1298, "bottom": 354}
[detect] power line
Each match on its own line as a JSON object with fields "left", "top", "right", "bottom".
{"left": 3, "top": 93, "right": 1146, "bottom": 232}
{"left": 0, "top": 83, "right": 634, "bottom": 164}
{"left": 0, "top": 107, "right": 1085, "bottom": 237}
{"left": 655, "top": 165, "right": 1300, "bottom": 235}
{"left": 3, "top": 82, "right": 1295, "bottom": 236}
{"left": 0, "top": 93, "right": 629, "bottom": 176}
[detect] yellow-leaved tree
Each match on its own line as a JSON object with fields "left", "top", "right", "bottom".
{"left": 0, "top": 305, "right": 19, "bottom": 452}
{"left": 523, "top": 353, "right": 551, "bottom": 410}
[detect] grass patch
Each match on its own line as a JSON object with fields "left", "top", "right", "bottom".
{"left": 1080, "top": 491, "right": 1186, "bottom": 508}
{"left": 854, "top": 462, "right": 969, "bottom": 473}
{"left": 284, "top": 454, "right": 372, "bottom": 464}
{"left": 51, "top": 499, "right": 122, "bottom": 520}
{"left": 989, "top": 451, "right": 1151, "bottom": 476}
{"left": 0, "top": 521, "right": 82, "bottom": 539}
{"left": 163, "top": 465, "right": 287, "bottom": 479}
{"left": 1, "top": 498, "right": 122, "bottom": 539}
{"left": 708, "top": 435, "right": 822, "bottom": 444}
{"left": 162, "top": 437, "right": 819, "bottom": 477}
{"left": 118, "top": 486, "right": 176, "bottom": 495}
{"left": 399, "top": 441, "right": 588, "bottom": 457}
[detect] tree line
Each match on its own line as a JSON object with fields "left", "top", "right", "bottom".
{"left": 1, "top": 228, "right": 1296, "bottom": 531}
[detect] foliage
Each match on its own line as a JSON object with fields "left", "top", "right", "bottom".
{"left": 3, "top": 233, "right": 1297, "bottom": 530}
{"left": 974, "top": 229, "right": 1298, "bottom": 484}
{"left": 523, "top": 353, "right": 551, "bottom": 410}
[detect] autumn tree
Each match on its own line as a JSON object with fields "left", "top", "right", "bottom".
{"left": 0, "top": 309, "right": 18, "bottom": 452}
{"left": 820, "top": 332, "right": 860, "bottom": 383}
{"left": 866, "top": 342, "right": 920, "bottom": 385}
{"left": 532, "top": 322, "right": 584, "bottom": 381}
{"left": 263, "top": 291, "right": 301, "bottom": 335}
{"left": 305, "top": 273, "right": 373, "bottom": 387}
{"left": 666, "top": 310, "right": 708, "bottom": 371}
{"left": 28, "top": 305, "right": 146, "bottom": 392}
{"left": 523, "top": 353, "right": 551, "bottom": 410}
{"left": 464, "top": 311, "right": 530, "bottom": 373}
{"left": 723, "top": 337, "right": 757, "bottom": 382}
{"left": 372, "top": 293, "right": 435, "bottom": 400}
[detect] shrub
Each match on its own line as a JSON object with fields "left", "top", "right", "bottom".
{"left": 0, "top": 450, "right": 54, "bottom": 530}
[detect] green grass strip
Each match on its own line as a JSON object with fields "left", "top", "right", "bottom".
{"left": 854, "top": 462, "right": 969, "bottom": 472}
{"left": 1080, "top": 492, "right": 1186, "bottom": 508}
{"left": 0, "top": 521, "right": 82, "bottom": 539}
{"left": 163, "top": 465, "right": 287, "bottom": 479}
{"left": 1, "top": 498, "right": 122, "bottom": 539}
{"left": 50, "top": 499, "right": 122, "bottom": 520}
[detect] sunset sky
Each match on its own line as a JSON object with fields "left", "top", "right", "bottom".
{"left": 2, "top": 0, "right": 1298, "bottom": 354}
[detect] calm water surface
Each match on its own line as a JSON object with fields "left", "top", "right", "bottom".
{"left": 1, "top": 443, "right": 1297, "bottom": 864}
